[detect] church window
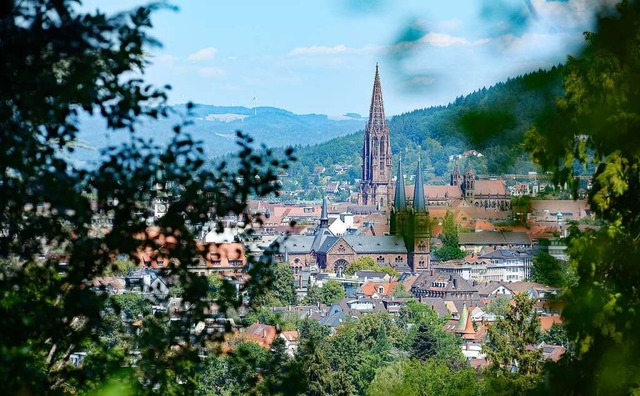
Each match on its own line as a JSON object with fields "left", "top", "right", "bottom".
{"left": 337, "top": 245, "right": 346, "bottom": 253}
{"left": 395, "top": 256, "right": 403, "bottom": 263}
{"left": 377, "top": 256, "right": 385, "bottom": 264}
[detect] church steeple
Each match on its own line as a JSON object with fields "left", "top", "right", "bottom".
{"left": 367, "top": 63, "right": 386, "bottom": 131}
{"left": 319, "top": 195, "right": 329, "bottom": 228}
{"left": 359, "top": 64, "right": 393, "bottom": 211}
{"left": 412, "top": 156, "right": 426, "bottom": 212}
{"left": 393, "top": 157, "right": 407, "bottom": 212}
{"left": 451, "top": 161, "right": 462, "bottom": 186}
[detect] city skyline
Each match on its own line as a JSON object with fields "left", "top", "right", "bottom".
{"left": 84, "top": 0, "right": 605, "bottom": 116}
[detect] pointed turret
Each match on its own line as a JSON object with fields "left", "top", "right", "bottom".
{"left": 367, "top": 63, "right": 386, "bottom": 131}
{"left": 412, "top": 156, "right": 426, "bottom": 212}
{"left": 463, "top": 162, "right": 475, "bottom": 198}
{"left": 465, "top": 162, "right": 474, "bottom": 176}
{"left": 455, "top": 303, "right": 469, "bottom": 333}
{"left": 462, "top": 310, "right": 476, "bottom": 340}
{"left": 393, "top": 157, "right": 407, "bottom": 212}
{"left": 451, "top": 161, "right": 462, "bottom": 186}
{"left": 319, "top": 196, "right": 329, "bottom": 229}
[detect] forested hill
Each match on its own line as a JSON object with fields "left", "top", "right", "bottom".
{"left": 285, "top": 66, "right": 564, "bottom": 195}
{"left": 74, "top": 104, "right": 365, "bottom": 166}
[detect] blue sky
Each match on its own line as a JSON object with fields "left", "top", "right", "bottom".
{"left": 84, "top": 0, "right": 606, "bottom": 116}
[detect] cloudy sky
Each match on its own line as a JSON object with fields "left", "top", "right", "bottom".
{"left": 85, "top": 0, "right": 607, "bottom": 116}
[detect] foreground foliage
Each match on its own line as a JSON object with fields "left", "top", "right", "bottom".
{"left": 523, "top": 1, "right": 640, "bottom": 393}
{"left": 0, "top": 1, "right": 292, "bottom": 394}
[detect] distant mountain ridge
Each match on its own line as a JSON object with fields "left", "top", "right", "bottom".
{"left": 73, "top": 104, "right": 366, "bottom": 166}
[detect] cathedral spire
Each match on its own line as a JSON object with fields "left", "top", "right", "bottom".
{"left": 394, "top": 157, "right": 407, "bottom": 211}
{"left": 367, "top": 62, "right": 386, "bottom": 131}
{"left": 359, "top": 64, "right": 393, "bottom": 210}
{"left": 413, "top": 156, "right": 426, "bottom": 212}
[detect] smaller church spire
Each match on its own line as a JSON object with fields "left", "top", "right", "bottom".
{"left": 465, "top": 161, "right": 474, "bottom": 175}
{"left": 319, "top": 195, "right": 328, "bottom": 228}
{"left": 413, "top": 156, "right": 426, "bottom": 212}
{"left": 394, "top": 157, "right": 407, "bottom": 211}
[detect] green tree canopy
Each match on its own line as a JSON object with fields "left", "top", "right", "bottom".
{"left": 434, "top": 211, "right": 465, "bottom": 262}
{"left": 345, "top": 256, "right": 399, "bottom": 277}
{"left": 319, "top": 280, "right": 346, "bottom": 305}
{"left": 0, "top": 1, "right": 293, "bottom": 393}
{"left": 253, "top": 263, "right": 297, "bottom": 307}
{"left": 366, "top": 359, "right": 478, "bottom": 396}
{"left": 522, "top": 2, "right": 640, "bottom": 393}
{"left": 530, "top": 251, "right": 575, "bottom": 288}
{"left": 483, "top": 292, "right": 543, "bottom": 392}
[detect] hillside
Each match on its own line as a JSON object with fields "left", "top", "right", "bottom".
{"left": 72, "top": 104, "right": 365, "bottom": 166}
{"left": 282, "top": 66, "right": 564, "bottom": 199}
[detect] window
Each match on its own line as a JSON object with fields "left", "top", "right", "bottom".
{"left": 395, "top": 256, "right": 403, "bottom": 263}
{"left": 377, "top": 256, "right": 385, "bottom": 264}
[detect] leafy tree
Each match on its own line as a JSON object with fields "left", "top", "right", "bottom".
{"left": 530, "top": 251, "right": 574, "bottom": 288}
{"left": 226, "top": 341, "right": 271, "bottom": 394}
{"left": 196, "top": 355, "right": 238, "bottom": 396}
{"left": 297, "top": 338, "right": 333, "bottom": 396}
{"left": 243, "top": 307, "right": 297, "bottom": 331}
{"left": 104, "top": 257, "right": 137, "bottom": 276}
{"left": 298, "top": 318, "right": 331, "bottom": 342}
{"left": 304, "top": 283, "right": 322, "bottom": 305}
{"left": 110, "top": 293, "right": 152, "bottom": 321}
{"left": 484, "top": 292, "right": 543, "bottom": 388}
{"left": 523, "top": 2, "right": 640, "bottom": 393}
{"left": 319, "top": 280, "right": 346, "bottom": 305}
{"left": 391, "top": 283, "right": 413, "bottom": 298}
{"left": 511, "top": 195, "right": 532, "bottom": 226}
{"left": 253, "top": 263, "right": 297, "bottom": 307}
{"left": 434, "top": 211, "right": 465, "bottom": 261}
{"left": 0, "top": 1, "right": 293, "bottom": 393}
{"left": 345, "top": 256, "right": 377, "bottom": 275}
{"left": 259, "top": 337, "right": 305, "bottom": 396}
{"left": 542, "top": 323, "right": 570, "bottom": 348}
{"left": 409, "top": 322, "right": 463, "bottom": 366}
{"left": 345, "top": 256, "right": 398, "bottom": 277}
{"left": 366, "top": 359, "right": 478, "bottom": 396}
{"left": 397, "top": 300, "right": 442, "bottom": 332}
{"left": 485, "top": 296, "right": 511, "bottom": 317}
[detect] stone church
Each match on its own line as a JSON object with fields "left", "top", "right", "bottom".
{"left": 450, "top": 162, "right": 511, "bottom": 210}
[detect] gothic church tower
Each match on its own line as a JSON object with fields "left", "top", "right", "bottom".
{"left": 390, "top": 156, "right": 431, "bottom": 272}
{"left": 359, "top": 64, "right": 393, "bottom": 211}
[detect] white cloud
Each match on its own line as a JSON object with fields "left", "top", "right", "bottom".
{"left": 432, "top": 18, "right": 462, "bottom": 31}
{"left": 198, "top": 66, "right": 225, "bottom": 78}
{"left": 187, "top": 47, "right": 218, "bottom": 61}
{"left": 420, "top": 32, "right": 490, "bottom": 47}
{"left": 289, "top": 44, "right": 349, "bottom": 56}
